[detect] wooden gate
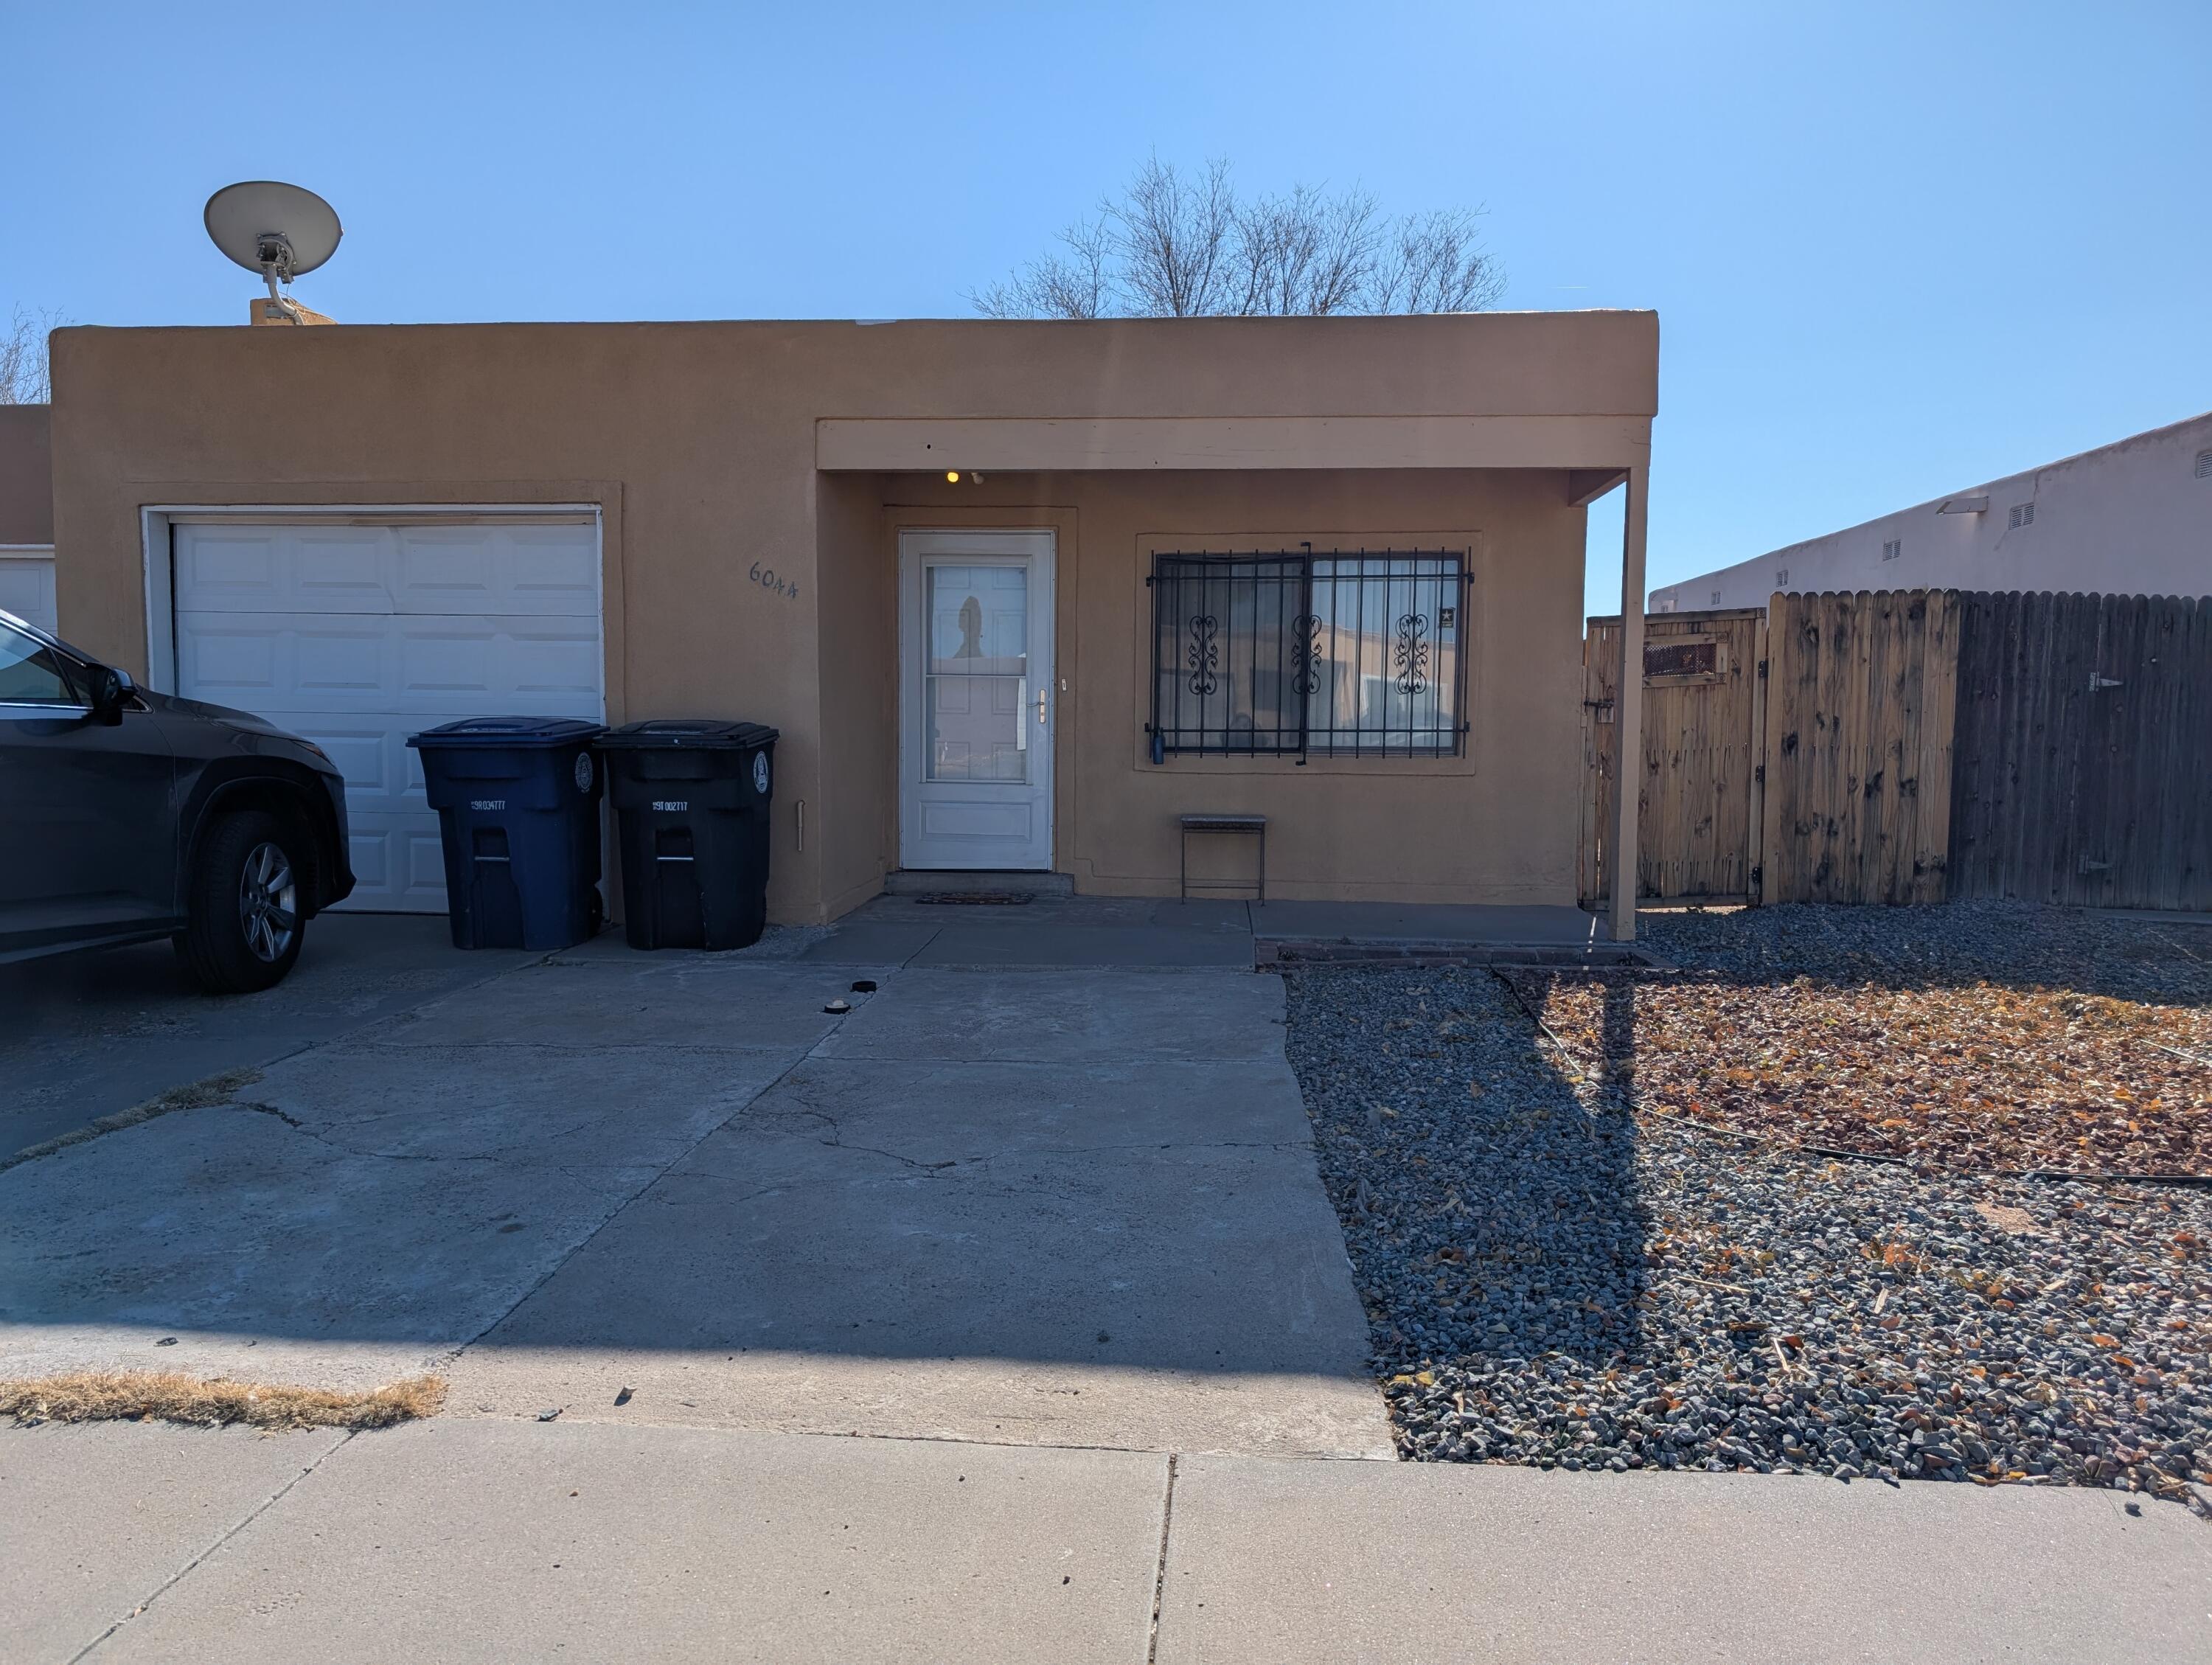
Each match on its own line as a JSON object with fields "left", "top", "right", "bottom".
{"left": 1948, "top": 591, "right": 2212, "bottom": 910}
{"left": 1759, "top": 589, "right": 1961, "bottom": 906}
{"left": 1580, "top": 608, "right": 1766, "bottom": 906}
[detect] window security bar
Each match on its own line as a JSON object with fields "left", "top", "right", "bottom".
{"left": 1147, "top": 549, "right": 1470, "bottom": 759}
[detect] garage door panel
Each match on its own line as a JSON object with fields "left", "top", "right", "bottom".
{"left": 176, "top": 527, "right": 392, "bottom": 615}
{"left": 394, "top": 524, "right": 598, "bottom": 615}
{"left": 175, "top": 623, "right": 284, "bottom": 705}
{"left": 173, "top": 520, "right": 604, "bottom": 914}
{"left": 343, "top": 813, "right": 453, "bottom": 914}
{"left": 0, "top": 553, "right": 58, "bottom": 634}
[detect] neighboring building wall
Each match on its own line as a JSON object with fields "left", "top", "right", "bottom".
{"left": 48, "top": 313, "right": 1655, "bottom": 922}
{"left": 0, "top": 405, "right": 53, "bottom": 544}
{"left": 0, "top": 405, "right": 57, "bottom": 631}
{"left": 1652, "top": 410, "right": 2212, "bottom": 611}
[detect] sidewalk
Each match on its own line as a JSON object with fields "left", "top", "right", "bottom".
{"left": 10, "top": 1417, "right": 2203, "bottom": 1664}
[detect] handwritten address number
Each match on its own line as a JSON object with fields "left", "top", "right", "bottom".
{"left": 750, "top": 562, "right": 799, "bottom": 602}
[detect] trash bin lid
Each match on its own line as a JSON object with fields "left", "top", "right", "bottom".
{"left": 406, "top": 717, "right": 607, "bottom": 749}
{"left": 597, "top": 720, "right": 780, "bottom": 750}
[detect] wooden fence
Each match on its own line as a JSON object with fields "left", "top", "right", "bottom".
{"left": 1582, "top": 589, "right": 2212, "bottom": 911}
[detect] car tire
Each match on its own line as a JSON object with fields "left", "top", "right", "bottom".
{"left": 177, "top": 810, "right": 307, "bottom": 994}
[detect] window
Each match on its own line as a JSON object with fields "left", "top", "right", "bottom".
{"left": 0, "top": 620, "right": 80, "bottom": 706}
{"left": 1644, "top": 639, "right": 1720, "bottom": 681}
{"left": 1775, "top": 566, "right": 1790, "bottom": 588}
{"left": 1149, "top": 549, "right": 1467, "bottom": 757}
{"left": 1709, "top": 588, "right": 1722, "bottom": 607}
{"left": 2008, "top": 502, "right": 2036, "bottom": 529}
{"left": 1881, "top": 538, "right": 1902, "bottom": 562}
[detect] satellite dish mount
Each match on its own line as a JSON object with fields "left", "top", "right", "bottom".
{"left": 204, "top": 181, "right": 344, "bottom": 325}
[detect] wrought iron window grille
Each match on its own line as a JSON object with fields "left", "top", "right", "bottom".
{"left": 1146, "top": 549, "right": 1470, "bottom": 759}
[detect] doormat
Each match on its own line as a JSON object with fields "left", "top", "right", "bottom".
{"left": 911, "top": 892, "right": 1037, "bottom": 906}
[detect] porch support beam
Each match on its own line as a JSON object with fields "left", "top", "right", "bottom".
{"left": 1567, "top": 467, "right": 1627, "bottom": 507}
{"left": 1609, "top": 459, "right": 1649, "bottom": 945}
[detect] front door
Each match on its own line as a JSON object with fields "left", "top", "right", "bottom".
{"left": 899, "top": 529, "right": 1054, "bottom": 870}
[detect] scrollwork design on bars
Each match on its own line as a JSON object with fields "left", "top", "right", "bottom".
{"left": 1394, "top": 612, "right": 1431, "bottom": 697}
{"left": 1290, "top": 613, "right": 1323, "bottom": 697}
{"left": 1186, "top": 614, "right": 1220, "bottom": 696}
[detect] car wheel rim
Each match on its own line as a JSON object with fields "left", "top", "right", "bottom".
{"left": 238, "top": 841, "right": 298, "bottom": 964}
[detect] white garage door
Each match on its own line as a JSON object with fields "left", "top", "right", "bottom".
{"left": 172, "top": 518, "right": 604, "bottom": 912}
{"left": 0, "top": 547, "right": 58, "bottom": 634}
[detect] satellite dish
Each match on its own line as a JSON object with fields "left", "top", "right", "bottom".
{"left": 204, "top": 181, "right": 342, "bottom": 322}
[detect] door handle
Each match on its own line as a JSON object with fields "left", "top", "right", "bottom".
{"left": 1016, "top": 678, "right": 1028, "bottom": 751}
{"left": 1036, "top": 685, "right": 1048, "bottom": 724}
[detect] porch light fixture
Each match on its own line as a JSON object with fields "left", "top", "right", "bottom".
{"left": 945, "top": 470, "right": 961, "bottom": 483}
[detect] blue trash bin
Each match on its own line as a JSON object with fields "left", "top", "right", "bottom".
{"left": 407, "top": 717, "right": 607, "bottom": 950}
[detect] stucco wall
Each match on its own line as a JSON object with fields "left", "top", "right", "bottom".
{"left": 1654, "top": 409, "right": 2212, "bottom": 611}
{"left": 814, "top": 470, "right": 1588, "bottom": 907}
{"left": 0, "top": 404, "right": 53, "bottom": 545}
{"left": 47, "top": 313, "right": 1653, "bottom": 922}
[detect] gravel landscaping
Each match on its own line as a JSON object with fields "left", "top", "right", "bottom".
{"left": 1281, "top": 905, "right": 2212, "bottom": 1510}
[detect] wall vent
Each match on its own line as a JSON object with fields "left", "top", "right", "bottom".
{"left": 2008, "top": 502, "right": 2036, "bottom": 529}
{"left": 1881, "top": 538, "right": 1902, "bottom": 562}
{"left": 2197, "top": 448, "right": 2212, "bottom": 480}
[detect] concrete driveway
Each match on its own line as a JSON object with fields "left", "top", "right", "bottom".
{"left": 0, "top": 914, "right": 540, "bottom": 1161}
{"left": 8, "top": 912, "right": 2205, "bottom": 1664}
{"left": 0, "top": 917, "right": 1388, "bottom": 1456}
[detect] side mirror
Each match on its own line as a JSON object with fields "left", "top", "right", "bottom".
{"left": 88, "top": 664, "right": 136, "bottom": 726}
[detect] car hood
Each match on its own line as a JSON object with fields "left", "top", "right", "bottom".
{"left": 141, "top": 688, "right": 344, "bottom": 774}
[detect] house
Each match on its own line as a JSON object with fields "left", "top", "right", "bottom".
{"left": 1652, "top": 409, "right": 2212, "bottom": 612}
{"left": 47, "top": 312, "right": 1659, "bottom": 935}
{"left": 0, "top": 403, "right": 55, "bottom": 632}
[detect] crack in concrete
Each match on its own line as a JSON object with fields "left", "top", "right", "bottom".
{"left": 68, "top": 1428, "right": 355, "bottom": 1664}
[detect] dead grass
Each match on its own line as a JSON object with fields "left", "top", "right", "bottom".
{"left": 0, "top": 1370, "right": 445, "bottom": 1431}
{"left": 0, "top": 1066, "right": 265, "bottom": 1173}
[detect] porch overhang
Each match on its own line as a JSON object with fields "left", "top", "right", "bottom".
{"left": 816, "top": 414, "right": 1650, "bottom": 473}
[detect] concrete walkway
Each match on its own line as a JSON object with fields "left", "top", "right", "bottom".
{"left": 9, "top": 1417, "right": 2204, "bottom": 1664}
{"left": 6, "top": 911, "right": 2206, "bottom": 1661}
{"left": 802, "top": 892, "right": 1625, "bottom": 970}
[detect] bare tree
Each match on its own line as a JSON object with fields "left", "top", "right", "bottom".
{"left": 0, "top": 307, "right": 63, "bottom": 404}
{"left": 974, "top": 157, "right": 1502, "bottom": 319}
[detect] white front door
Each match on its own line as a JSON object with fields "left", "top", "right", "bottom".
{"left": 899, "top": 529, "right": 1054, "bottom": 870}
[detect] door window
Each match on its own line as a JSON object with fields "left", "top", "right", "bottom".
{"left": 0, "top": 622, "right": 80, "bottom": 706}
{"left": 925, "top": 563, "right": 1029, "bottom": 782}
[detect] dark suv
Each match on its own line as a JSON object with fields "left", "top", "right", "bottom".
{"left": 0, "top": 608, "right": 353, "bottom": 992}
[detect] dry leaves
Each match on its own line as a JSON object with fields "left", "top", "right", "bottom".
{"left": 1506, "top": 972, "right": 2212, "bottom": 1177}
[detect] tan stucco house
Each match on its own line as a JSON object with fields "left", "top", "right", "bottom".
{"left": 45, "top": 312, "right": 1658, "bottom": 934}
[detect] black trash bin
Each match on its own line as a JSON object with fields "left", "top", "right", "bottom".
{"left": 599, "top": 720, "right": 779, "bottom": 950}
{"left": 407, "top": 717, "right": 607, "bottom": 950}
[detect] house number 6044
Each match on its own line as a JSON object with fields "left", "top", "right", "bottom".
{"left": 749, "top": 562, "right": 798, "bottom": 602}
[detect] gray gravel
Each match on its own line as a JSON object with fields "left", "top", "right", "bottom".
{"left": 1641, "top": 899, "right": 2212, "bottom": 1006}
{"left": 1283, "top": 914, "right": 2212, "bottom": 1509}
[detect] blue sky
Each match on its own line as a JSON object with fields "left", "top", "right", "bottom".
{"left": 8, "top": 1, "right": 2208, "bottom": 613}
